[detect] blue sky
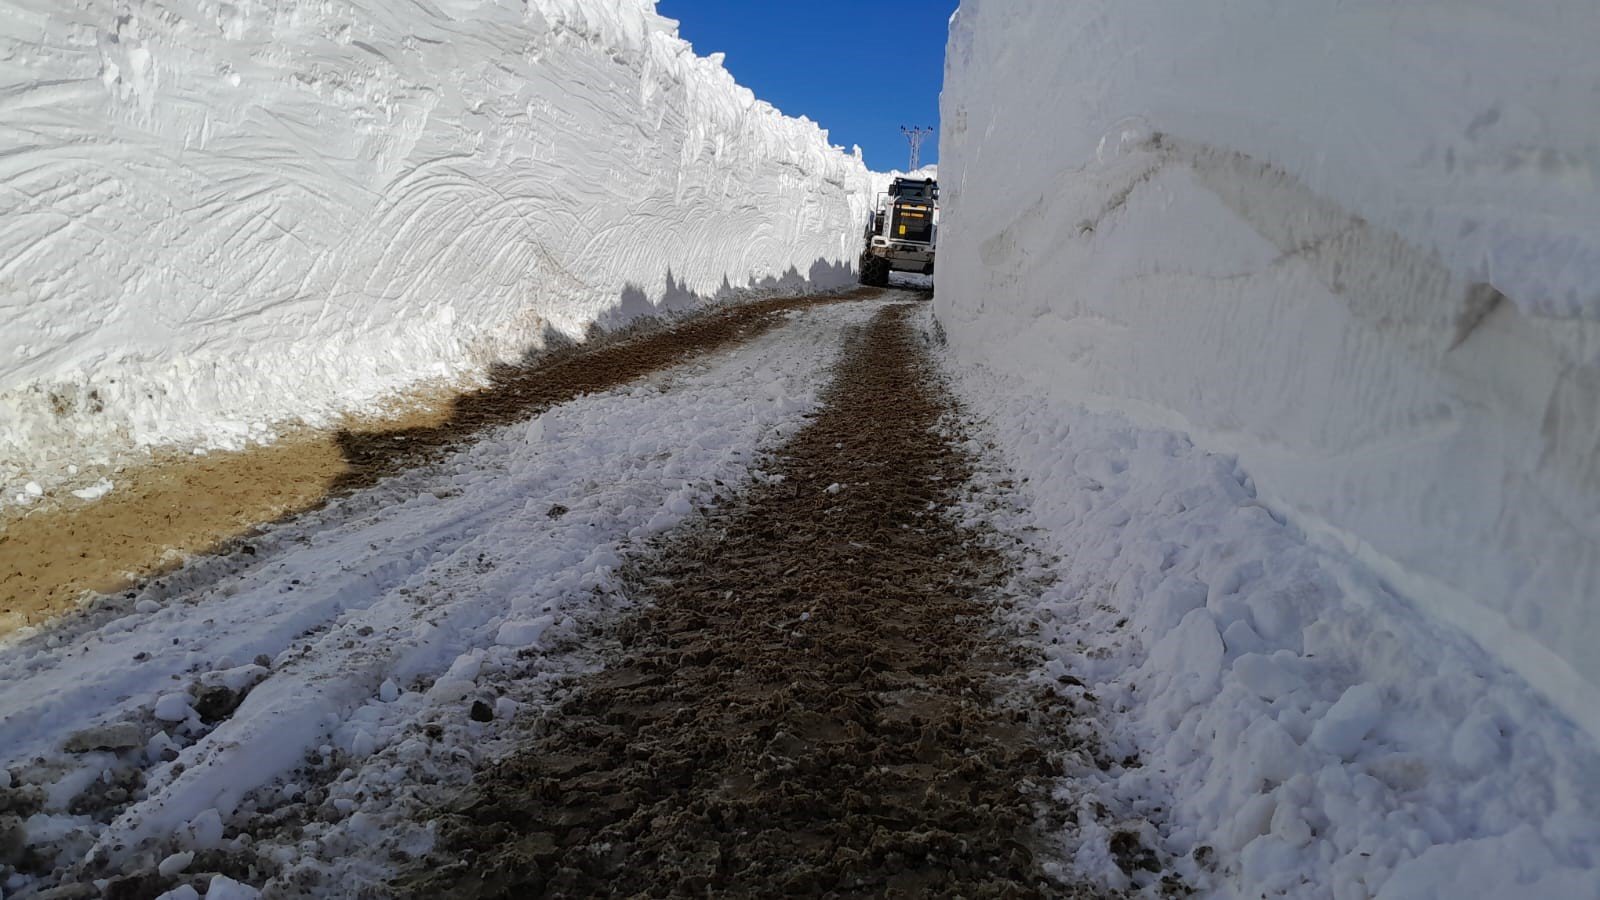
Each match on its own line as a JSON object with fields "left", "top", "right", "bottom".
{"left": 656, "top": 0, "right": 959, "bottom": 172}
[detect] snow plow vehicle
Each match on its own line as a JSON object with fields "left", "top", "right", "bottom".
{"left": 858, "top": 177, "right": 938, "bottom": 286}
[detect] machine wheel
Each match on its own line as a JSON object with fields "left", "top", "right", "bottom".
{"left": 858, "top": 253, "right": 891, "bottom": 287}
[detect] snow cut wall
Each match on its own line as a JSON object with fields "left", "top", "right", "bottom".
{"left": 0, "top": 0, "right": 872, "bottom": 489}
{"left": 937, "top": 0, "right": 1600, "bottom": 734}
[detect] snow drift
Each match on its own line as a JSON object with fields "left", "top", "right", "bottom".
{"left": 937, "top": 0, "right": 1600, "bottom": 734}
{"left": 0, "top": 0, "right": 872, "bottom": 497}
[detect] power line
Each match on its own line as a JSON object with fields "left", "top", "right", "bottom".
{"left": 900, "top": 126, "right": 934, "bottom": 171}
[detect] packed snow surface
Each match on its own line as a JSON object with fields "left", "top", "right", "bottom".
{"left": 0, "top": 0, "right": 874, "bottom": 500}
{"left": 0, "top": 301, "right": 882, "bottom": 895}
{"left": 937, "top": 0, "right": 1600, "bottom": 744}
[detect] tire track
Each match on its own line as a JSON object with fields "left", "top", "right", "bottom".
{"left": 407, "top": 304, "right": 1088, "bottom": 897}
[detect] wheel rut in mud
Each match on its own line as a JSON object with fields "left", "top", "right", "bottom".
{"left": 408, "top": 304, "right": 1067, "bottom": 897}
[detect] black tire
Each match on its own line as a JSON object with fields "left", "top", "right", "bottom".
{"left": 858, "top": 253, "right": 891, "bottom": 287}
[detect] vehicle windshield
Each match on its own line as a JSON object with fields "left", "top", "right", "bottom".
{"left": 891, "top": 181, "right": 938, "bottom": 201}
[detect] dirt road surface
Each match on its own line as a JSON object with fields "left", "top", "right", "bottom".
{"left": 1, "top": 290, "right": 1151, "bottom": 899}
{"left": 407, "top": 305, "right": 1093, "bottom": 897}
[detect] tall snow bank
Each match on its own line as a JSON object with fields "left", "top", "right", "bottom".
{"left": 937, "top": 0, "right": 1600, "bottom": 738}
{"left": 0, "top": 0, "right": 873, "bottom": 492}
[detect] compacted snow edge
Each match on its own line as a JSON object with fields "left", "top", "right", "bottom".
{"left": 927, "top": 307, "right": 1600, "bottom": 899}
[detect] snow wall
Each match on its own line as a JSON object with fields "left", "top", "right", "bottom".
{"left": 0, "top": 0, "right": 872, "bottom": 492}
{"left": 938, "top": 0, "right": 1600, "bottom": 736}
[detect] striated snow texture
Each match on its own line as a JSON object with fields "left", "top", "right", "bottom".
{"left": 937, "top": 1, "right": 1600, "bottom": 739}
{"left": 0, "top": 0, "right": 873, "bottom": 500}
{"left": 936, "top": 1, "right": 1600, "bottom": 897}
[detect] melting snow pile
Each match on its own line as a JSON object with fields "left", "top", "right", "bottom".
{"left": 937, "top": 0, "right": 1600, "bottom": 896}
{"left": 0, "top": 0, "right": 873, "bottom": 501}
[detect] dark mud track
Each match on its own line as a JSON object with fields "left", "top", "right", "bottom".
{"left": 406, "top": 304, "right": 1070, "bottom": 898}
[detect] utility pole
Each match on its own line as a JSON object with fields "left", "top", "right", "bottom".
{"left": 901, "top": 126, "right": 934, "bottom": 171}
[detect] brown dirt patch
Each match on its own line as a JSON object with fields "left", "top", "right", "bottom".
{"left": 0, "top": 289, "right": 873, "bottom": 635}
{"left": 407, "top": 304, "right": 1087, "bottom": 898}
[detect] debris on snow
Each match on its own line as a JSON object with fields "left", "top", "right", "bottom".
{"left": 63, "top": 724, "right": 142, "bottom": 754}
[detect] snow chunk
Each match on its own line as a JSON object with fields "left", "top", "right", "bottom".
{"left": 1149, "top": 608, "right": 1225, "bottom": 690}
{"left": 71, "top": 479, "right": 114, "bottom": 501}
{"left": 495, "top": 615, "right": 556, "bottom": 648}
{"left": 445, "top": 654, "right": 482, "bottom": 683}
{"left": 1376, "top": 826, "right": 1600, "bottom": 899}
{"left": 147, "top": 730, "right": 179, "bottom": 760}
{"left": 1309, "top": 683, "right": 1384, "bottom": 760}
{"left": 153, "top": 693, "right": 193, "bottom": 723}
{"left": 205, "top": 876, "right": 262, "bottom": 900}
{"left": 157, "top": 850, "right": 194, "bottom": 877}
{"left": 1140, "top": 577, "right": 1208, "bottom": 636}
{"left": 427, "top": 679, "right": 476, "bottom": 704}
{"left": 1232, "top": 653, "right": 1306, "bottom": 701}
{"left": 179, "top": 808, "right": 225, "bottom": 851}
{"left": 1450, "top": 712, "right": 1503, "bottom": 773}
